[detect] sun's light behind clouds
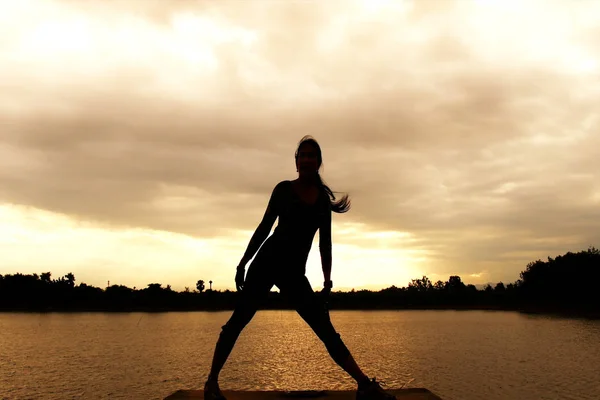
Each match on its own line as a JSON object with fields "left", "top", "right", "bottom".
{"left": 305, "top": 222, "right": 430, "bottom": 291}
{"left": 0, "top": 204, "right": 249, "bottom": 290}
{"left": 1, "top": 205, "right": 427, "bottom": 291}
{"left": 2, "top": 0, "right": 258, "bottom": 103}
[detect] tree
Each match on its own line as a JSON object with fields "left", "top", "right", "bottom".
{"left": 41, "top": 272, "right": 52, "bottom": 283}
{"left": 65, "top": 273, "right": 75, "bottom": 288}
{"left": 196, "top": 280, "right": 205, "bottom": 293}
{"left": 445, "top": 275, "right": 466, "bottom": 293}
{"left": 408, "top": 276, "right": 433, "bottom": 292}
{"left": 147, "top": 283, "right": 162, "bottom": 291}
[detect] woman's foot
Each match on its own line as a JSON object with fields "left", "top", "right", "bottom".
{"left": 356, "top": 377, "right": 396, "bottom": 400}
{"left": 204, "top": 377, "right": 226, "bottom": 400}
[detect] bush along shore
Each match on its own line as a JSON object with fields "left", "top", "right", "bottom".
{"left": 1, "top": 247, "right": 598, "bottom": 317}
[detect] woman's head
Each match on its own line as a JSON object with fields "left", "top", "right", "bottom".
{"left": 294, "top": 135, "right": 351, "bottom": 213}
{"left": 294, "top": 136, "right": 322, "bottom": 176}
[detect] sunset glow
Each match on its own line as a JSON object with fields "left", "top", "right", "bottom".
{"left": 1, "top": 0, "right": 599, "bottom": 291}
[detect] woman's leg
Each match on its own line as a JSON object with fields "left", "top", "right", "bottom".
{"left": 207, "top": 301, "right": 259, "bottom": 381}
{"left": 277, "top": 275, "right": 370, "bottom": 386}
{"left": 207, "top": 266, "right": 273, "bottom": 382}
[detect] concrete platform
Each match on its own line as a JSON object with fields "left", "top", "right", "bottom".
{"left": 164, "top": 388, "right": 443, "bottom": 399}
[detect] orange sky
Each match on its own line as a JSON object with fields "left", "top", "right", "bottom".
{"left": 1, "top": 0, "right": 599, "bottom": 291}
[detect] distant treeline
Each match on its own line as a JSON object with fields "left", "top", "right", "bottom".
{"left": 1, "top": 247, "right": 598, "bottom": 315}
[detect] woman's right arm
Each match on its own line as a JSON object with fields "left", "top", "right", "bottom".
{"left": 237, "top": 182, "right": 282, "bottom": 268}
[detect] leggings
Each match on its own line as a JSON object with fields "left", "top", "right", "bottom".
{"left": 216, "top": 255, "right": 351, "bottom": 364}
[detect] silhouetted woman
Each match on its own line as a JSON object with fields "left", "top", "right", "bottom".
{"left": 204, "top": 136, "right": 396, "bottom": 400}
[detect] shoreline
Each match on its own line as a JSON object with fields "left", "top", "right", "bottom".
{"left": 2, "top": 305, "right": 598, "bottom": 319}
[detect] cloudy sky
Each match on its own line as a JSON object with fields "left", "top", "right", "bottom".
{"left": 1, "top": 0, "right": 599, "bottom": 292}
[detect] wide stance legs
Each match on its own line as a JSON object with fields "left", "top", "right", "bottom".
{"left": 204, "top": 269, "right": 395, "bottom": 400}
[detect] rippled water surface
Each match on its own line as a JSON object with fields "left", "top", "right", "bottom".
{"left": 1, "top": 310, "right": 599, "bottom": 400}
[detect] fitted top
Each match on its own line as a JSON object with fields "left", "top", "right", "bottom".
{"left": 262, "top": 180, "right": 332, "bottom": 269}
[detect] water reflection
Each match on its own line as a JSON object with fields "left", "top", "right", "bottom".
{"left": 0, "top": 310, "right": 599, "bottom": 400}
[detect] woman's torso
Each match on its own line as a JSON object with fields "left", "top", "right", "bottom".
{"left": 259, "top": 180, "right": 329, "bottom": 271}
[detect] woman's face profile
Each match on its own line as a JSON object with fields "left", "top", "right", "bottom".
{"left": 296, "top": 143, "right": 320, "bottom": 175}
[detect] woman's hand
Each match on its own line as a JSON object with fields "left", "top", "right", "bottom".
{"left": 235, "top": 267, "right": 246, "bottom": 292}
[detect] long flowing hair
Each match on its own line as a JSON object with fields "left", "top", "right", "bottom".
{"left": 294, "top": 135, "right": 351, "bottom": 213}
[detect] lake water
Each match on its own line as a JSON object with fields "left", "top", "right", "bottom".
{"left": 1, "top": 310, "right": 599, "bottom": 400}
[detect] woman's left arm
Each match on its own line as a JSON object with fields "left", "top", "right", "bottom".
{"left": 319, "top": 201, "right": 332, "bottom": 285}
